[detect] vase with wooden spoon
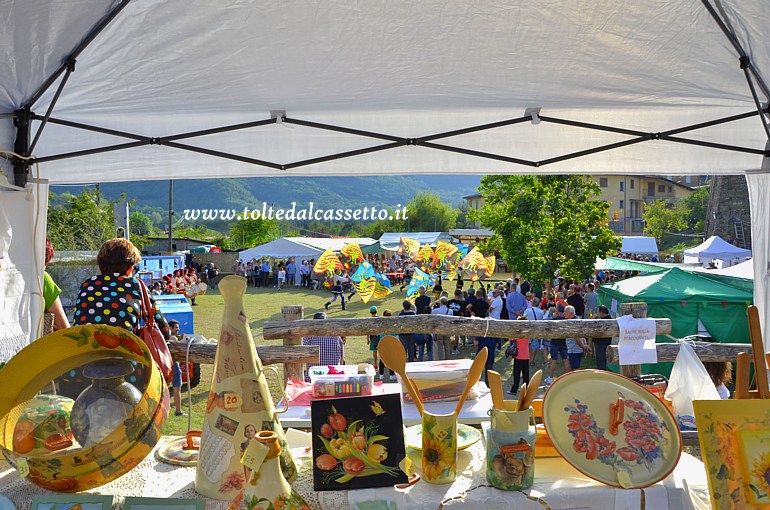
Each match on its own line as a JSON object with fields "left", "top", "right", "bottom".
{"left": 484, "top": 404, "right": 536, "bottom": 491}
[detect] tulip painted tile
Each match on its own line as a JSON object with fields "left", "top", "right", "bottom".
{"left": 311, "top": 393, "right": 408, "bottom": 490}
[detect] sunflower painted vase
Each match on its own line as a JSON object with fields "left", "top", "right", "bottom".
{"left": 421, "top": 410, "right": 457, "bottom": 484}
{"left": 484, "top": 406, "right": 535, "bottom": 491}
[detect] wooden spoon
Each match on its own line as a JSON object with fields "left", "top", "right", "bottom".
{"left": 520, "top": 370, "right": 543, "bottom": 411}
{"left": 487, "top": 370, "right": 505, "bottom": 411}
{"left": 454, "top": 347, "right": 488, "bottom": 415}
{"left": 377, "top": 336, "right": 424, "bottom": 413}
{"left": 515, "top": 382, "right": 527, "bottom": 411}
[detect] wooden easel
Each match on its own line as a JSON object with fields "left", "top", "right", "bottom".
{"left": 734, "top": 305, "right": 770, "bottom": 399}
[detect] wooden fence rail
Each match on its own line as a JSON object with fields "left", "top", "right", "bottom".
{"left": 263, "top": 315, "right": 672, "bottom": 340}
{"left": 608, "top": 341, "right": 753, "bottom": 364}
{"left": 168, "top": 341, "right": 319, "bottom": 366}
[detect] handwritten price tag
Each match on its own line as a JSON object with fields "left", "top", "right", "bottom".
{"left": 241, "top": 439, "right": 269, "bottom": 472}
{"left": 223, "top": 392, "right": 241, "bottom": 410}
{"left": 16, "top": 457, "right": 29, "bottom": 477}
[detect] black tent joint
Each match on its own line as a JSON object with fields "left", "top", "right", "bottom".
{"left": 740, "top": 56, "right": 750, "bottom": 69}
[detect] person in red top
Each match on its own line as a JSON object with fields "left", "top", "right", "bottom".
{"left": 507, "top": 316, "right": 531, "bottom": 395}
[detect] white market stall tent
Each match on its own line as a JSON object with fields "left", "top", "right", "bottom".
{"left": 683, "top": 235, "right": 752, "bottom": 267}
{"left": 379, "top": 232, "right": 455, "bottom": 251}
{"left": 619, "top": 236, "right": 659, "bottom": 257}
{"left": 1, "top": 1, "right": 770, "bottom": 350}
{"left": 239, "top": 237, "right": 377, "bottom": 261}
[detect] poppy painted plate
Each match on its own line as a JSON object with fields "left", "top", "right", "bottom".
{"left": 405, "top": 423, "right": 482, "bottom": 451}
{"left": 542, "top": 370, "right": 681, "bottom": 489}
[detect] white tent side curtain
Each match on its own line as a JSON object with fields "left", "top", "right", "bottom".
{"left": 748, "top": 169, "right": 770, "bottom": 353}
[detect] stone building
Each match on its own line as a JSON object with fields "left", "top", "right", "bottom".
{"left": 704, "top": 176, "right": 752, "bottom": 248}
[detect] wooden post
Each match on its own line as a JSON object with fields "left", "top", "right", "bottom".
{"left": 619, "top": 302, "right": 647, "bottom": 379}
{"left": 282, "top": 305, "right": 305, "bottom": 384}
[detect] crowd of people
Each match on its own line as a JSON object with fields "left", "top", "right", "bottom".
{"left": 299, "top": 265, "right": 626, "bottom": 392}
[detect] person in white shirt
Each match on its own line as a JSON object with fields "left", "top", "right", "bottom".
{"left": 489, "top": 289, "right": 503, "bottom": 320}
{"left": 431, "top": 297, "right": 454, "bottom": 360}
{"left": 524, "top": 297, "right": 546, "bottom": 366}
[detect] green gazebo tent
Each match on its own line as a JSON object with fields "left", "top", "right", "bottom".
{"left": 598, "top": 267, "right": 753, "bottom": 376}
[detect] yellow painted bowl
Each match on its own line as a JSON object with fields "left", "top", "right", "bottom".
{"left": 0, "top": 325, "right": 169, "bottom": 492}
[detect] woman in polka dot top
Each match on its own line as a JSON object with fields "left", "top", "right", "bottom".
{"left": 74, "top": 238, "right": 170, "bottom": 339}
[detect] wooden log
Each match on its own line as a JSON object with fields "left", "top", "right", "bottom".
{"left": 168, "top": 340, "right": 319, "bottom": 366}
{"left": 607, "top": 342, "right": 752, "bottom": 364}
{"left": 619, "top": 302, "right": 646, "bottom": 378}
{"left": 281, "top": 305, "right": 305, "bottom": 384}
{"left": 262, "top": 315, "right": 671, "bottom": 340}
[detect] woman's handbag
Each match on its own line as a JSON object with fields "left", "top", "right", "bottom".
{"left": 139, "top": 280, "right": 175, "bottom": 383}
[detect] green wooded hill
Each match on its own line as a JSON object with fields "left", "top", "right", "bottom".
{"left": 52, "top": 175, "right": 480, "bottom": 213}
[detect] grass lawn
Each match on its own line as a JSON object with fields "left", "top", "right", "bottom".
{"left": 163, "top": 276, "right": 593, "bottom": 434}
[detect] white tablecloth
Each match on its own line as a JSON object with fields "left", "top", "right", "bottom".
{"left": 0, "top": 429, "right": 711, "bottom": 510}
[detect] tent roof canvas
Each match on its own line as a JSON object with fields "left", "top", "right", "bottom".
{"left": 600, "top": 266, "right": 754, "bottom": 302}
{"left": 3, "top": 1, "right": 770, "bottom": 182}
{"left": 239, "top": 238, "right": 323, "bottom": 260}
{"left": 598, "top": 267, "right": 753, "bottom": 303}
{"left": 288, "top": 237, "right": 377, "bottom": 253}
{"left": 619, "top": 237, "right": 659, "bottom": 256}
{"left": 379, "top": 232, "right": 454, "bottom": 251}
{"left": 683, "top": 235, "right": 752, "bottom": 260}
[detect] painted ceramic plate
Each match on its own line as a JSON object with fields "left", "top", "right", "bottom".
{"left": 405, "top": 423, "right": 482, "bottom": 451}
{"left": 542, "top": 370, "right": 681, "bottom": 489}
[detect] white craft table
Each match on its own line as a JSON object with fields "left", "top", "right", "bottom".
{"left": 279, "top": 383, "right": 493, "bottom": 428}
{"left": 0, "top": 430, "right": 711, "bottom": 510}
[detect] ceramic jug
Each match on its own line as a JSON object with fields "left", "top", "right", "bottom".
{"left": 484, "top": 406, "right": 536, "bottom": 491}
{"left": 240, "top": 430, "right": 309, "bottom": 510}
{"left": 195, "top": 276, "right": 296, "bottom": 500}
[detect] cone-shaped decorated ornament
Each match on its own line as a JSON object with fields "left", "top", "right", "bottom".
{"left": 195, "top": 276, "right": 297, "bottom": 499}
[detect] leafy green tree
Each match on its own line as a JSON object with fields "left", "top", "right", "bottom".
{"left": 678, "top": 186, "right": 708, "bottom": 233}
{"left": 404, "top": 192, "right": 459, "bottom": 232}
{"left": 643, "top": 199, "right": 687, "bottom": 242}
{"left": 228, "top": 217, "right": 278, "bottom": 250}
{"left": 47, "top": 190, "right": 115, "bottom": 251}
{"left": 470, "top": 175, "right": 620, "bottom": 285}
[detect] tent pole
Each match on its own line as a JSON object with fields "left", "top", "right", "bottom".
{"left": 11, "top": 108, "right": 31, "bottom": 187}
{"left": 28, "top": 59, "right": 76, "bottom": 156}
{"left": 24, "top": 0, "right": 132, "bottom": 111}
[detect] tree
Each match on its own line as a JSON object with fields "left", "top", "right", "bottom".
{"left": 404, "top": 192, "right": 459, "bottom": 232}
{"left": 470, "top": 175, "right": 620, "bottom": 285}
{"left": 643, "top": 199, "right": 687, "bottom": 242}
{"left": 47, "top": 190, "right": 115, "bottom": 251}
{"left": 228, "top": 217, "right": 278, "bottom": 250}
{"left": 130, "top": 211, "right": 155, "bottom": 237}
{"left": 678, "top": 186, "right": 708, "bottom": 233}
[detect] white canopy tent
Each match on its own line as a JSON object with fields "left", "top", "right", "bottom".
{"left": 684, "top": 234, "right": 752, "bottom": 266}
{"left": 379, "top": 232, "right": 455, "bottom": 251}
{"left": 239, "top": 237, "right": 377, "bottom": 261}
{"left": 620, "top": 236, "right": 660, "bottom": 256}
{"left": 238, "top": 238, "right": 323, "bottom": 261}
{"left": 1, "top": 0, "right": 770, "bottom": 350}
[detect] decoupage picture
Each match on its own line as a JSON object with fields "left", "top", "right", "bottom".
{"left": 695, "top": 399, "right": 770, "bottom": 510}
{"left": 311, "top": 393, "right": 408, "bottom": 490}
{"left": 123, "top": 497, "right": 204, "bottom": 510}
{"left": 737, "top": 429, "right": 770, "bottom": 505}
{"left": 31, "top": 495, "right": 114, "bottom": 510}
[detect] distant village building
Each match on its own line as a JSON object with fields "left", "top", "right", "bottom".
{"left": 464, "top": 175, "right": 694, "bottom": 235}
{"left": 448, "top": 229, "right": 494, "bottom": 246}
